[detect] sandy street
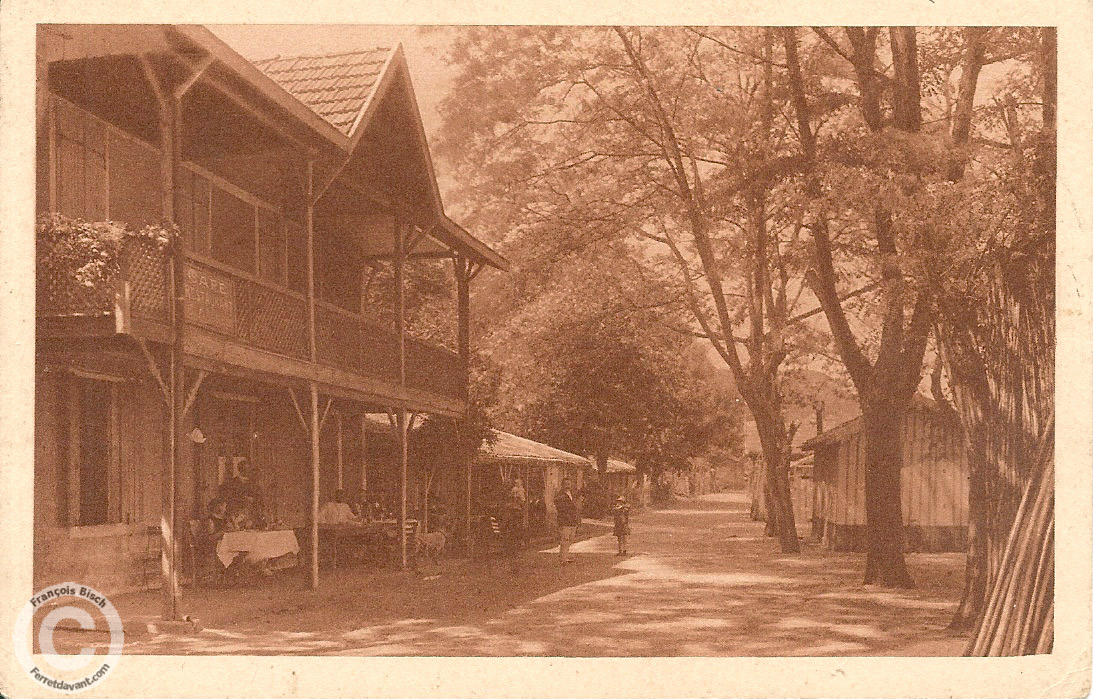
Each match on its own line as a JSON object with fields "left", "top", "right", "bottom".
{"left": 84, "top": 492, "right": 970, "bottom": 657}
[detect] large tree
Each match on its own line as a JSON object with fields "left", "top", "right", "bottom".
{"left": 438, "top": 27, "right": 840, "bottom": 553}
{"left": 777, "top": 27, "right": 1037, "bottom": 586}
{"left": 930, "top": 28, "right": 1056, "bottom": 652}
{"left": 479, "top": 240, "right": 742, "bottom": 486}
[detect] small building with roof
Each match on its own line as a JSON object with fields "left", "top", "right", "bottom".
{"left": 802, "top": 395, "right": 970, "bottom": 552}
{"left": 476, "top": 430, "right": 590, "bottom": 536}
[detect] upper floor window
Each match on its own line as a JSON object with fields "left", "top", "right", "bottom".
{"left": 210, "top": 185, "right": 256, "bottom": 275}
{"left": 52, "top": 96, "right": 161, "bottom": 230}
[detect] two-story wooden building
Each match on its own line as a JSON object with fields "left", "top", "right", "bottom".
{"left": 34, "top": 25, "right": 506, "bottom": 618}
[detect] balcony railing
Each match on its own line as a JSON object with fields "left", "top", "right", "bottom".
{"left": 38, "top": 240, "right": 467, "bottom": 403}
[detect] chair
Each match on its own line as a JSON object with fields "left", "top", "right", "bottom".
{"left": 185, "top": 519, "right": 223, "bottom": 587}
{"left": 382, "top": 520, "right": 420, "bottom": 568}
{"left": 141, "top": 524, "right": 161, "bottom": 588}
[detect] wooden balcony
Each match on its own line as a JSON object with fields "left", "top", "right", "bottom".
{"left": 37, "top": 239, "right": 467, "bottom": 409}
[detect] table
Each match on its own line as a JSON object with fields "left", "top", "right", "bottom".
{"left": 216, "top": 529, "right": 300, "bottom": 568}
{"left": 319, "top": 520, "right": 419, "bottom": 569}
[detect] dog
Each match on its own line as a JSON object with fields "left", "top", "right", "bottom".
{"left": 415, "top": 528, "right": 450, "bottom": 566}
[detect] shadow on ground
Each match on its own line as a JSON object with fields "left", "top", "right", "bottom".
{"left": 74, "top": 494, "right": 967, "bottom": 656}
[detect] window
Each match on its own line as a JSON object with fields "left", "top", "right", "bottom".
{"left": 210, "top": 186, "right": 256, "bottom": 274}
{"left": 257, "top": 208, "right": 287, "bottom": 286}
{"left": 52, "top": 97, "right": 161, "bottom": 229}
{"left": 54, "top": 98, "right": 107, "bottom": 221}
{"left": 66, "top": 376, "right": 121, "bottom": 527}
{"left": 107, "top": 132, "right": 161, "bottom": 229}
{"left": 175, "top": 168, "right": 211, "bottom": 256}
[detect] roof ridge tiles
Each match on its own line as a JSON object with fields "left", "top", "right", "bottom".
{"left": 252, "top": 47, "right": 391, "bottom": 66}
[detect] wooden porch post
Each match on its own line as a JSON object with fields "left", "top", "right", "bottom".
{"left": 360, "top": 414, "right": 368, "bottom": 493}
{"left": 157, "top": 85, "right": 182, "bottom": 622}
{"left": 306, "top": 158, "right": 320, "bottom": 590}
{"left": 395, "top": 222, "right": 409, "bottom": 569}
{"left": 309, "top": 382, "right": 321, "bottom": 589}
{"left": 455, "top": 255, "right": 472, "bottom": 554}
{"left": 336, "top": 411, "right": 344, "bottom": 490}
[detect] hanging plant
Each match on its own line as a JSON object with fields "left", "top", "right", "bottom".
{"left": 37, "top": 213, "right": 176, "bottom": 289}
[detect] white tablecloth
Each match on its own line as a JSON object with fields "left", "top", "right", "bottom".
{"left": 216, "top": 530, "right": 299, "bottom": 567}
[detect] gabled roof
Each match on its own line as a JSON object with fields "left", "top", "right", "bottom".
{"left": 479, "top": 430, "right": 591, "bottom": 466}
{"left": 166, "top": 26, "right": 508, "bottom": 271}
{"left": 251, "top": 49, "right": 392, "bottom": 137}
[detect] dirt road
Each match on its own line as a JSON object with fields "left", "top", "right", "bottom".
{"left": 117, "top": 492, "right": 968, "bottom": 656}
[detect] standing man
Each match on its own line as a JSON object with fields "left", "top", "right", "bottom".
{"left": 556, "top": 477, "right": 580, "bottom": 564}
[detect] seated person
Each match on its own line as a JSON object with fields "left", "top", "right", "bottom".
{"left": 204, "top": 497, "right": 230, "bottom": 541}
{"left": 221, "top": 458, "right": 268, "bottom": 528}
{"left": 318, "top": 489, "right": 357, "bottom": 525}
{"left": 226, "top": 500, "right": 254, "bottom": 532}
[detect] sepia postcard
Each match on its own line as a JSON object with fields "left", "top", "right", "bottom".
{"left": 1, "top": 0, "right": 1090, "bottom": 698}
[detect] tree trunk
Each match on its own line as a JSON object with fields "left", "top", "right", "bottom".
{"left": 752, "top": 399, "right": 800, "bottom": 554}
{"left": 949, "top": 444, "right": 990, "bottom": 629}
{"left": 861, "top": 403, "right": 914, "bottom": 587}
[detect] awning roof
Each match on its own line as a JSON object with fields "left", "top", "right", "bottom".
{"left": 479, "top": 430, "right": 591, "bottom": 466}
{"left": 604, "top": 458, "right": 636, "bottom": 474}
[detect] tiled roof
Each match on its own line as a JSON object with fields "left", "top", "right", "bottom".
{"left": 251, "top": 48, "right": 391, "bottom": 136}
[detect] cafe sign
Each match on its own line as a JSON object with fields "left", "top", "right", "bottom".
{"left": 184, "top": 263, "right": 235, "bottom": 332}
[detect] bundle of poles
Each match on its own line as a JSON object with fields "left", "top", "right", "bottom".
{"left": 966, "top": 417, "right": 1054, "bottom": 656}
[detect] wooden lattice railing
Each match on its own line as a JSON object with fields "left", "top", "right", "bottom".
{"left": 40, "top": 243, "right": 466, "bottom": 402}
{"left": 37, "top": 236, "right": 169, "bottom": 322}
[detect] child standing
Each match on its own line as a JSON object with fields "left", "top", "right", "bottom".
{"left": 612, "top": 495, "right": 631, "bottom": 556}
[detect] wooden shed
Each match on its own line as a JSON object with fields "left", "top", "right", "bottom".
{"left": 802, "top": 395, "right": 969, "bottom": 553}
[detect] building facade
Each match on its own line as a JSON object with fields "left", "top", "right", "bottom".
{"left": 803, "top": 396, "right": 970, "bottom": 553}
{"left": 34, "top": 25, "right": 506, "bottom": 606}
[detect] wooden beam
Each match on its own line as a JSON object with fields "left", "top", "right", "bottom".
{"left": 454, "top": 253, "right": 473, "bottom": 554}
{"left": 307, "top": 159, "right": 317, "bottom": 364}
{"left": 467, "top": 261, "right": 484, "bottom": 281}
{"left": 311, "top": 154, "right": 353, "bottom": 206}
{"left": 114, "top": 281, "right": 131, "bottom": 334}
{"left": 288, "top": 387, "right": 309, "bottom": 433}
{"left": 336, "top": 411, "right": 344, "bottom": 490}
{"left": 395, "top": 222, "right": 409, "bottom": 570}
{"left": 318, "top": 396, "right": 334, "bottom": 434}
{"left": 174, "top": 54, "right": 216, "bottom": 101}
{"left": 361, "top": 251, "right": 455, "bottom": 263}
{"left": 138, "top": 54, "right": 169, "bottom": 111}
{"left": 397, "top": 407, "right": 409, "bottom": 570}
{"left": 180, "top": 369, "right": 207, "bottom": 421}
{"left": 404, "top": 225, "right": 431, "bottom": 257}
{"left": 135, "top": 337, "right": 169, "bottom": 403}
{"left": 360, "top": 413, "right": 369, "bottom": 493}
